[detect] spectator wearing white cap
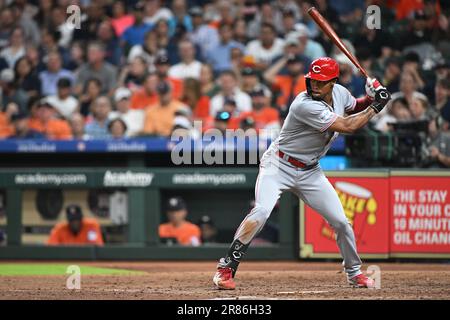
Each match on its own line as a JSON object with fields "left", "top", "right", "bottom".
{"left": 289, "top": 23, "right": 325, "bottom": 60}
{"left": 109, "top": 87, "right": 144, "bottom": 137}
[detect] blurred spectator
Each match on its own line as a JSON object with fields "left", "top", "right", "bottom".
{"left": 108, "top": 118, "right": 128, "bottom": 139}
{"left": 65, "top": 41, "right": 85, "bottom": 72}
{"left": 79, "top": 78, "right": 103, "bottom": 117}
{"left": 233, "top": 18, "right": 249, "bottom": 46}
{"left": 381, "top": 57, "right": 402, "bottom": 94}
{"left": 119, "top": 56, "right": 148, "bottom": 90}
{"left": 430, "top": 145, "right": 450, "bottom": 168}
{"left": 70, "top": 113, "right": 87, "bottom": 140}
{"left": 197, "top": 215, "right": 218, "bottom": 244}
{"left": 122, "top": 2, "right": 153, "bottom": 53}
{"left": 247, "top": 2, "right": 283, "bottom": 39}
{"left": 0, "top": 102, "right": 18, "bottom": 138}
{"left": 48, "top": 5, "right": 73, "bottom": 48}
{"left": 241, "top": 67, "right": 271, "bottom": 97}
{"left": 374, "top": 97, "right": 412, "bottom": 132}
{"left": 75, "top": 42, "right": 118, "bottom": 96}
{"left": 188, "top": 6, "right": 219, "bottom": 58}
{"left": 240, "top": 87, "right": 280, "bottom": 132}
{"left": 391, "top": 71, "right": 428, "bottom": 107}
{"left": 0, "top": 68, "right": 28, "bottom": 113}
{"left": 168, "top": 0, "right": 193, "bottom": 37}
{"left": 129, "top": 72, "right": 159, "bottom": 110}
{"left": 0, "top": 7, "right": 15, "bottom": 50}
{"left": 9, "top": 112, "right": 44, "bottom": 139}
{"left": 171, "top": 107, "right": 199, "bottom": 139}
{"left": 336, "top": 56, "right": 365, "bottom": 97}
{"left": 47, "top": 204, "right": 104, "bottom": 246}
{"left": 434, "top": 78, "right": 450, "bottom": 112}
{"left": 0, "top": 27, "right": 26, "bottom": 69}
{"left": 401, "top": 52, "right": 425, "bottom": 91}
{"left": 39, "top": 28, "right": 69, "bottom": 66}
{"left": 111, "top": 1, "right": 135, "bottom": 37}
{"left": 143, "top": 81, "right": 185, "bottom": 137}
{"left": 97, "top": 20, "right": 122, "bottom": 67}
{"left": 159, "top": 196, "right": 201, "bottom": 246}
{"left": 212, "top": 110, "right": 232, "bottom": 134}
{"left": 28, "top": 98, "right": 72, "bottom": 140}
{"left": 206, "top": 22, "right": 246, "bottom": 74}
{"left": 210, "top": 70, "right": 252, "bottom": 117}
{"left": 154, "top": 54, "right": 184, "bottom": 99}
{"left": 110, "top": 87, "right": 144, "bottom": 137}
{"left": 13, "top": 56, "right": 41, "bottom": 99}
{"left": 143, "top": 0, "right": 173, "bottom": 25}
{"left": 245, "top": 23, "right": 285, "bottom": 69}
{"left": 289, "top": 24, "right": 326, "bottom": 60}
{"left": 199, "top": 64, "right": 220, "bottom": 98}
{"left": 264, "top": 54, "right": 306, "bottom": 112}
{"left": 72, "top": 3, "right": 105, "bottom": 43}
{"left": 153, "top": 19, "right": 171, "bottom": 50}
{"left": 38, "top": 51, "right": 74, "bottom": 96}
{"left": 85, "top": 96, "right": 112, "bottom": 139}
{"left": 168, "top": 40, "right": 202, "bottom": 80}
{"left": 46, "top": 77, "right": 79, "bottom": 120}
{"left": 127, "top": 30, "right": 162, "bottom": 70}
{"left": 280, "top": 8, "right": 298, "bottom": 36}
{"left": 410, "top": 96, "right": 431, "bottom": 121}
{"left": 182, "top": 78, "right": 210, "bottom": 122}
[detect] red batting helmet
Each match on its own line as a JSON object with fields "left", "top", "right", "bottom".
{"left": 305, "top": 57, "right": 339, "bottom": 81}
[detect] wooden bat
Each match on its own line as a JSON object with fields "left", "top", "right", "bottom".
{"left": 308, "top": 7, "right": 368, "bottom": 78}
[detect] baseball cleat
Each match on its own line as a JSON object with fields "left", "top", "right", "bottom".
{"left": 348, "top": 274, "right": 375, "bottom": 288}
{"left": 213, "top": 267, "right": 236, "bottom": 290}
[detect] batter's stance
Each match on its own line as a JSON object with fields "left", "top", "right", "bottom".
{"left": 213, "top": 57, "right": 391, "bottom": 289}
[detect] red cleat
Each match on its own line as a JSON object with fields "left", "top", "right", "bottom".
{"left": 213, "top": 267, "right": 236, "bottom": 290}
{"left": 348, "top": 274, "right": 375, "bottom": 288}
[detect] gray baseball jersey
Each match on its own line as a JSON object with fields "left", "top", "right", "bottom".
{"left": 273, "top": 84, "right": 356, "bottom": 164}
{"left": 224, "top": 84, "right": 364, "bottom": 280}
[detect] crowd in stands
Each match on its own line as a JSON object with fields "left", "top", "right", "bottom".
{"left": 0, "top": 0, "right": 448, "bottom": 158}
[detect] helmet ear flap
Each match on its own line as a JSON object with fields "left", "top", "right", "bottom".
{"left": 305, "top": 77, "right": 312, "bottom": 96}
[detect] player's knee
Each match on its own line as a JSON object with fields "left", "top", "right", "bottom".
{"left": 332, "top": 219, "right": 351, "bottom": 232}
{"left": 248, "top": 204, "right": 271, "bottom": 222}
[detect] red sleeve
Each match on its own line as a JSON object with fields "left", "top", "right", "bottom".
{"left": 347, "top": 95, "right": 374, "bottom": 114}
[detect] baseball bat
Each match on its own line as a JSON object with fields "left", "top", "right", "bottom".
{"left": 307, "top": 7, "right": 369, "bottom": 78}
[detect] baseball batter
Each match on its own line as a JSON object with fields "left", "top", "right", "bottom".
{"left": 213, "top": 57, "right": 391, "bottom": 290}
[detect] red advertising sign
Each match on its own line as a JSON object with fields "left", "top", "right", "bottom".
{"left": 300, "top": 175, "right": 390, "bottom": 258}
{"left": 390, "top": 176, "right": 450, "bottom": 257}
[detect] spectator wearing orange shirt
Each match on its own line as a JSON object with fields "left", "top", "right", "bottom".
{"left": 142, "top": 81, "right": 185, "bottom": 137}
{"left": 47, "top": 204, "right": 104, "bottom": 246}
{"left": 264, "top": 53, "right": 306, "bottom": 112}
{"left": 239, "top": 87, "right": 280, "bottom": 132}
{"left": 28, "top": 98, "right": 72, "bottom": 139}
{"left": 159, "top": 197, "right": 201, "bottom": 246}
{"left": 154, "top": 54, "right": 184, "bottom": 100}
{"left": 129, "top": 72, "right": 159, "bottom": 110}
{"left": 0, "top": 102, "right": 18, "bottom": 138}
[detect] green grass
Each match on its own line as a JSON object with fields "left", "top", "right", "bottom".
{"left": 0, "top": 264, "right": 146, "bottom": 276}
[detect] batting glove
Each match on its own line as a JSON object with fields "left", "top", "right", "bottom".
{"left": 370, "top": 88, "right": 391, "bottom": 113}
{"left": 365, "top": 77, "right": 383, "bottom": 99}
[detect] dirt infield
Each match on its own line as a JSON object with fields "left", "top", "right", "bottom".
{"left": 1, "top": 261, "right": 450, "bottom": 300}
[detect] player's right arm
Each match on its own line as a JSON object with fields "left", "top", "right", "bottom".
{"left": 329, "top": 107, "right": 377, "bottom": 134}
{"left": 329, "top": 83, "right": 391, "bottom": 134}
